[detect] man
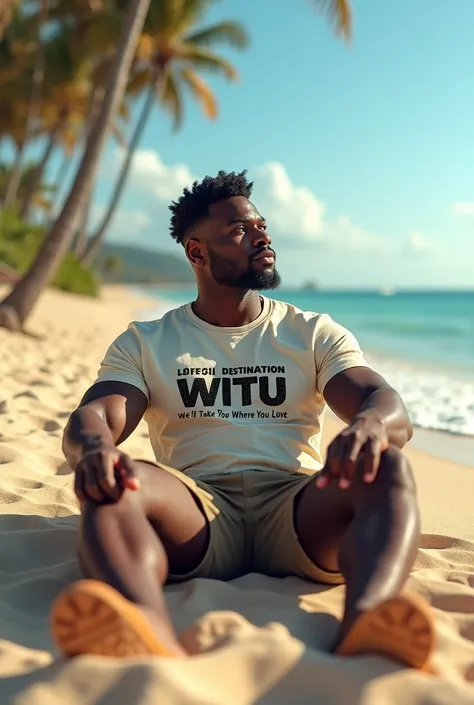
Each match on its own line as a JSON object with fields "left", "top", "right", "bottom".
{"left": 51, "top": 171, "right": 434, "bottom": 670}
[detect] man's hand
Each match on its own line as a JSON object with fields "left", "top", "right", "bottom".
{"left": 317, "top": 411, "right": 389, "bottom": 489}
{"left": 74, "top": 445, "right": 141, "bottom": 503}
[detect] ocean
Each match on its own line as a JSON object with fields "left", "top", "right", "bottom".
{"left": 137, "top": 287, "right": 474, "bottom": 438}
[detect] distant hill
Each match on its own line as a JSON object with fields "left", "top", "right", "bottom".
{"left": 94, "top": 243, "right": 195, "bottom": 284}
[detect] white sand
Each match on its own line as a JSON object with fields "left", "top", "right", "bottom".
{"left": 0, "top": 285, "right": 474, "bottom": 704}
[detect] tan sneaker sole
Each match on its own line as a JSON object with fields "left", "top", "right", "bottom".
{"left": 336, "top": 594, "right": 435, "bottom": 671}
{"left": 50, "top": 579, "right": 178, "bottom": 658}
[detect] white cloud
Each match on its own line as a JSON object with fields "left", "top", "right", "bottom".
{"left": 252, "top": 162, "right": 326, "bottom": 241}
{"left": 452, "top": 202, "right": 474, "bottom": 216}
{"left": 102, "top": 150, "right": 384, "bottom": 252}
{"left": 252, "top": 163, "right": 385, "bottom": 250}
{"left": 115, "top": 148, "right": 196, "bottom": 203}
{"left": 404, "top": 230, "right": 437, "bottom": 255}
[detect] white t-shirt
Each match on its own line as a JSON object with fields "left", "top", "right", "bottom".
{"left": 94, "top": 297, "right": 369, "bottom": 478}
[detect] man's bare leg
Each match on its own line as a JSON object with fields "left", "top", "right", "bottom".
{"left": 51, "top": 462, "right": 209, "bottom": 658}
{"left": 294, "top": 446, "right": 433, "bottom": 667}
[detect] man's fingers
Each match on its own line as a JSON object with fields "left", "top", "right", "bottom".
{"left": 83, "top": 465, "right": 107, "bottom": 502}
{"left": 317, "top": 439, "right": 344, "bottom": 488}
{"left": 363, "top": 438, "right": 387, "bottom": 482}
{"left": 96, "top": 451, "right": 120, "bottom": 498}
{"left": 316, "top": 472, "right": 329, "bottom": 488}
{"left": 362, "top": 439, "right": 375, "bottom": 481}
{"left": 115, "top": 455, "right": 140, "bottom": 490}
{"left": 74, "top": 464, "right": 103, "bottom": 503}
{"left": 339, "top": 435, "right": 365, "bottom": 488}
{"left": 74, "top": 467, "right": 87, "bottom": 502}
{"left": 73, "top": 448, "right": 134, "bottom": 505}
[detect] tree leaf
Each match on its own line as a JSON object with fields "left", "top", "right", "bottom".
{"left": 180, "top": 67, "right": 217, "bottom": 120}
{"left": 158, "top": 70, "right": 184, "bottom": 132}
{"left": 184, "top": 21, "right": 248, "bottom": 50}
{"left": 178, "top": 45, "right": 238, "bottom": 80}
{"left": 309, "top": 0, "right": 352, "bottom": 42}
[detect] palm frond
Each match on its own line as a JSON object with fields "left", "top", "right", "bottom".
{"left": 184, "top": 21, "right": 248, "bottom": 50}
{"left": 180, "top": 68, "right": 217, "bottom": 120}
{"left": 135, "top": 32, "right": 155, "bottom": 62}
{"left": 158, "top": 71, "right": 184, "bottom": 132}
{"left": 32, "top": 194, "right": 53, "bottom": 211}
{"left": 127, "top": 66, "right": 155, "bottom": 96}
{"left": 0, "top": 0, "right": 21, "bottom": 42}
{"left": 144, "top": 0, "right": 203, "bottom": 39}
{"left": 309, "top": 0, "right": 352, "bottom": 42}
{"left": 168, "top": 0, "right": 214, "bottom": 36}
{"left": 60, "top": 128, "right": 79, "bottom": 156}
{"left": 178, "top": 45, "right": 238, "bottom": 80}
{"left": 73, "top": 9, "right": 123, "bottom": 55}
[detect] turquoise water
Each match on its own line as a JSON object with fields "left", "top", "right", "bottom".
{"left": 138, "top": 288, "right": 474, "bottom": 436}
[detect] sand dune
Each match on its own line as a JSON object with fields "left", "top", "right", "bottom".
{"left": 1, "top": 286, "right": 474, "bottom": 704}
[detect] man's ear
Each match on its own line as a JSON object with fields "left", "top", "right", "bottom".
{"left": 185, "top": 238, "right": 206, "bottom": 267}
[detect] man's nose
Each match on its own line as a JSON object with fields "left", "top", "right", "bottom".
{"left": 251, "top": 230, "right": 271, "bottom": 248}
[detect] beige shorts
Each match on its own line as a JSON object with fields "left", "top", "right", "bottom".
{"left": 155, "top": 465, "right": 344, "bottom": 586}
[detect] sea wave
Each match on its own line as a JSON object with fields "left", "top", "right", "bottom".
{"left": 368, "top": 355, "right": 474, "bottom": 437}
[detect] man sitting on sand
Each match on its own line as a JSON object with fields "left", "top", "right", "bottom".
{"left": 51, "top": 170, "right": 434, "bottom": 669}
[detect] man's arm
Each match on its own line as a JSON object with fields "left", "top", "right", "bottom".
{"left": 63, "top": 380, "right": 148, "bottom": 471}
{"left": 63, "top": 381, "right": 149, "bottom": 503}
{"left": 317, "top": 367, "right": 413, "bottom": 488}
{"left": 323, "top": 366, "right": 413, "bottom": 448}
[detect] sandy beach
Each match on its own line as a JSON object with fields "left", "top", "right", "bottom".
{"left": 1, "top": 285, "right": 474, "bottom": 704}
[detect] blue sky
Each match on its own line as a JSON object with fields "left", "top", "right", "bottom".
{"left": 57, "top": 0, "right": 474, "bottom": 289}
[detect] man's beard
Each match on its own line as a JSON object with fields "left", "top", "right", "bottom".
{"left": 208, "top": 251, "right": 281, "bottom": 291}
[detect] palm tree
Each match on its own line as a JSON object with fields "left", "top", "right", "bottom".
{"left": 16, "top": 25, "right": 92, "bottom": 218}
{"left": 19, "top": 28, "right": 128, "bottom": 219}
{"left": 0, "top": 0, "right": 152, "bottom": 331}
{"left": 0, "top": 0, "right": 20, "bottom": 42}
{"left": 1, "top": 1, "right": 129, "bottom": 215}
{"left": 80, "top": 0, "right": 248, "bottom": 264}
{"left": 310, "top": 0, "right": 352, "bottom": 41}
{"left": 2, "top": 0, "right": 49, "bottom": 211}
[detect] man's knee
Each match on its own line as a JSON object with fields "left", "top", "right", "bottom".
{"left": 374, "top": 445, "right": 416, "bottom": 493}
{"left": 79, "top": 461, "right": 168, "bottom": 518}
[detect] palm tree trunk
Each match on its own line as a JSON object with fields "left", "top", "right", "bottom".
{"left": 0, "top": 0, "right": 152, "bottom": 330}
{"left": 2, "top": 0, "right": 48, "bottom": 211}
{"left": 73, "top": 177, "right": 95, "bottom": 257}
{"left": 72, "top": 83, "right": 106, "bottom": 258}
{"left": 1, "top": 143, "right": 24, "bottom": 209}
{"left": 41, "top": 150, "right": 72, "bottom": 228}
{"left": 47, "top": 84, "right": 105, "bottom": 230}
{"left": 20, "top": 118, "right": 64, "bottom": 219}
{"left": 80, "top": 75, "right": 158, "bottom": 266}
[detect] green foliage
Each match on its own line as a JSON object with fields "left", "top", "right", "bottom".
{"left": 52, "top": 252, "right": 99, "bottom": 296}
{"left": 0, "top": 208, "right": 44, "bottom": 269}
{"left": 0, "top": 208, "right": 99, "bottom": 296}
{"left": 0, "top": 161, "right": 55, "bottom": 213}
{"left": 0, "top": 209, "right": 192, "bottom": 292}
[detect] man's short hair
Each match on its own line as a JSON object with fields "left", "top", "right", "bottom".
{"left": 169, "top": 169, "right": 253, "bottom": 244}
